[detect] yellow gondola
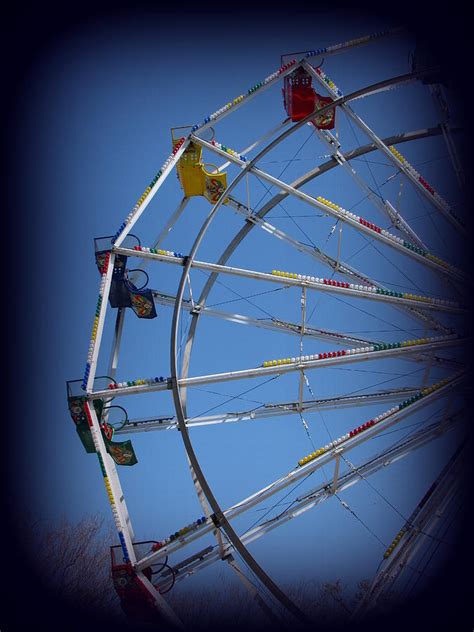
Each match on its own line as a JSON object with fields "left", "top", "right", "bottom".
{"left": 172, "top": 129, "right": 227, "bottom": 202}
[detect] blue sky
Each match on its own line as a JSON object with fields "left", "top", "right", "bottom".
{"left": 9, "top": 8, "right": 468, "bottom": 617}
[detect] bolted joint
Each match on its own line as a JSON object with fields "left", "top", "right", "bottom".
{"left": 210, "top": 511, "right": 225, "bottom": 528}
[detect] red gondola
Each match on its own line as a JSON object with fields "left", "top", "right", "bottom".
{"left": 282, "top": 67, "right": 335, "bottom": 130}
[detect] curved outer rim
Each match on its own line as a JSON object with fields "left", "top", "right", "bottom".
{"left": 169, "top": 69, "right": 434, "bottom": 623}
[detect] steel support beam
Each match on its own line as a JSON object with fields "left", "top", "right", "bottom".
{"left": 143, "top": 411, "right": 462, "bottom": 585}
{"left": 91, "top": 339, "right": 464, "bottom": 399}
{"left": 135, "top": 375, "right": 464, "bottom": 571}
{"left": 116, "top": 247, "right": 464, "bottom": 313}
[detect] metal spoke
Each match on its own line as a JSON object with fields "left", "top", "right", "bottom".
{"left": 116, "top": 247, "right": 465, "bottom": 313}
{"left": 152, "top": 412, "right": 462, "bottom": 589}
{"left": 194, "top": 137, "right": 467, "bottom": 281}
{"left": 135, "top": 378, "right": 464, "bottom": 571}
{"left": 303, "top": 61, "right": 466, "bottom": 236}
{"left": 115, "top": 387, "right": 424, "bottom": 435}
{"left": 91, "top": 338, "right": 465, "bottom": 399}
{"left": 353, "top": 442, "right": 465, "bottom": 616}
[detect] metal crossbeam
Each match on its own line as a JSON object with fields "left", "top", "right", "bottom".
{"left": 354, "top": 443, "right": 465, "bottom": 616}
{"left": 91, "top": 337, "right": 464, "bottom": 399}
{"left": 115, "top": 247, "right": 465, "bottom": 313}
{"left": 225, "top": 195, "right": 450, "bottom": 335}
{"left": 429, "top": 84, "right": 464, "bottom": 189}
{"left": 107, "top": 308, "right": 126, "bottom": 381}
{"left": 312, "top": 127, "right": 426, "bottom": 249}
{"left": 220, "top": 127, "right": 460, "bottom": 334}
{"left": 134, "top": 374, "right": 464, "bottom": 571}
{"left": 218, "top": 119, "right": 291, "bottom": 172}
{"left": 151, "top": 289, "right": 459, "bottom": 370}
{"left": 139, "top": 408, "right": 462, "bottom": 581}
{"left": 152, "top": 290, "right": 376, "bottom": 346}
{"left": 303, "top": 61, "right": 466, "bottom": 236}
{"left": 191, "top": 63, "right": 305, "bottom": 140}
{"left": 129, "top": 197, "right": 189, "bottom": 283}
{"left": 114, "top": 141, "right": 191, "bottom": 249}
{"left": 157, "top": 412, "right": 461, "bottom": 588}
{"left": 115, "top": 388, "right": 423, "bottom": 435}
{"left": 193, "top": 137, "right": 467, "bottom": 281}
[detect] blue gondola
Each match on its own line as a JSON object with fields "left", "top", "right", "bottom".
{"left": 95, "top": 235, "right": 157, "bottom": 319}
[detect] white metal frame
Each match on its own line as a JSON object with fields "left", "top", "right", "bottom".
{"left": 152, "top": 411, "right": 463, "bottom": 589}
{"left": 72, "top": 30, "right": 466, "bottom": 625}
{"left": 353, "top": 442, "right": 465, "bottom": 617}
{"left": 135, "top": 375, "right": 465, "bottom": 570}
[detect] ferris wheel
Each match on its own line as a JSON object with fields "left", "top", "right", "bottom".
{"left": 66, "top": 27, "right": 468, "bottom": 628}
